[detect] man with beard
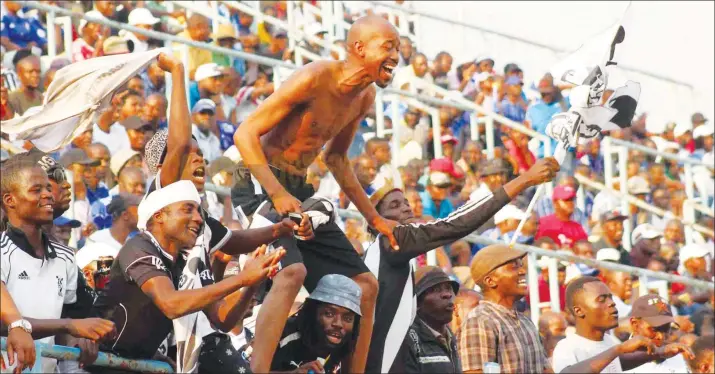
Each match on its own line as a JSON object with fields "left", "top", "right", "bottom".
{"left": 265, "top": 274, "right": 363, "bottom": 374}
{"left": 364, "top": 157, "right": 560, "bottom": 373}
{"left": 393, "top": 266, "right": 461, "bottom": 373}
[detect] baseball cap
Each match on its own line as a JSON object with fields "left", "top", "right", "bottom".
{"left": 78, "top": 10, "right": 106, "bottom": 34}
{"left": 110, "top": 148, "right": 140, "bottom": 176}
{"left": 552, "top": 185, "right": 577, "bottom": 201}
{"left": 305, "top": 22, "right": 328, "bottom": 37}
{"left": 631, "top": 223, "right": 663, "bottom": 243}
{"left": 194, "top": 63, "right": 224, "bottom": 82}
{"left": 192, "top": 99, "right": 217, "bottom": 114}
{"left": 107, "top": 193, "right": 143, "bottom": 218}
{"left": 475, "top": 55, "right": 494, "bottom": 65}
{"left": 212, "top": 23, "right": 238, "bottom": 41}
{"left": 470, "top": 244, "right": 526, "bottom": 284}
{"left": 414, "top": 266, "right": 459, "bottom": 299}
{"left": 494, "top": 204, "right": 526, "bottom": 225}
{"left": 59, "top": 149, "right": 99, "bottom": 167}
{"left": 478, "top": 159, "right": 508, "bottom": 177}
{"left": 627, "top": 176, "right": 650, "bottom": 195}
{"left": 505, "top": 75, "right": 523, "bottom": 86}
{"left": 103, "top": 36, "right": 130, "bottom": 55}
{"left": 120, "top": 116, "right": 148, "bottom": 130}
{"left": 128, "top": 7, "right": 160, "bottom": 26}
{"left": 428, "top": 171, "right": 452, "bottom": 188}
{"left": 596, "top": 248, "right": 621, "bottom": 262}
{"left": 440, "top": 134, "right": 458, "bottom": 145}
{"left": 680, "top": 243, "right": 712, "bottom": 264}
{"left": 53, "top": 216, "right": 81, "bottom": 228}
{"left": 503, "top": 63, "right": 521, "bottom": 75}
{"left": 673, "top": 122, "right": 693, "bottom": 138}
{"left": 601, "top": 209, "right": 627, "bottom": 222}
{"left": 691, "top": 112, "right": 708, "bottom": 124}
{"left": 630, "top": 295, "right": 676, "bottom": 327}
{"left": 536, "top": 257, "right": 569, "bottom": 269}
{"left": 307, "top": 274, "right": 362, "bottom": 316}
{"left": 429, "top": 157, "right": 464, "bottom": 179}
{"left": 693, "top": 124, "right": 714, "bottom": 139}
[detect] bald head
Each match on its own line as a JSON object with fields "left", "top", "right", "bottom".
{"left": 118, "top": 166, "right": 146, "bottom": 196}
{"left": 188, "top": 14, "right": 209, "bottom": 28}
{"left": 345, "top": 15, "right": 400, "bottom": 88}
{"left": 538, "top": 311, "right": 566, "bottom": 334}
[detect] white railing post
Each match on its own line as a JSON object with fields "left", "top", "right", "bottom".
{"left": 469, "top": 112, "right": 479, "bottom": 142}
{"left": 47, "top": 10, "right": 56, "bottom": 58}
{"left": 548, "top": 257, "right": 561, "bottom": 312}
{"left": 333, "top": 1, "right": 346, "bottom": 40}
{"left": 603, "top": 137, "right": 614, "bottom": 189}
{"left": 528, "top": 252, "right": 541, "bottom": 325}
{"left": 286, "top": 0, "right": 296, "bottom": 51}
{"left": 639, "top": 274, "right": 649, "bottom": 296}
{"left": 273, "top": 66, "right": 282, "bottom": 90}
{"left": 576, "top": 184, "right": 586, "bottom": 212}
{"left": 431, "top": 109, "right": 443, "bottom": 158}
{"left": 485, "top": 116, "right": 495, "bottom": 159}
{"left": 683, "top": 163, "right": 696, "bottom": 244}
{"left": 375, "top": 90, "right": 385, "bottom": 139}
{"left": 210, "top": 1, "right": 220, "bottom": 35}
{"left": 180, "top": 44, "right": 190, "bottom": 102}
{"left": 618, "top": 146, "right": 632, "bottom": 252}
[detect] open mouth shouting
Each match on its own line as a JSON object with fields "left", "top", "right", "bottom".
{"left": 192, "top": 166, "right": 206, "bottom": 186}
{"left": 325, "top": 330, "right": 344, "bottom": 345}
{"left": 380, "top": 61, "right": 397, "bottom": 82}
{"left": 517, "top": 276, "right": 528, "bottom": 288}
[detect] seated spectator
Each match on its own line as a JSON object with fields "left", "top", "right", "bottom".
{"left": 0, "top": 1, "right": 47, "bottom": 51}
{"left": 629, "top": 223, "right": 663, "bottom": 268}
{"left": 0, "top": 154, "right": 114, "bottom": 372}
{"left": 650, "top": 188, "right": 671, "bottom": 229}
{"left": 191, "top": 99, "right": 222, "bottom": 163}
{"left": 211, "top": 23, "right": 241, "bottom": 73}
{"left": 538, "top": 311, "right": 568, "bottom": 362}
{"left": 394, "top": 267, "right": 461, "bottom": 373}
{"left": 600, "top": 268, "right": 634, "bottom": 317}
{"left": 109, "top": 149, "right": 143, "bottom": 184}
{"left": 421, "top": 171, "right": 454, "bottom": 219}
{"left": 7, "top": 51, "right": 42, "bottom": 116}
{"left": 627, "top": 175, "right": 653, "bottom": 225}
{"left": 593, "top": 209, "right": 631, "bottom": 265}
{"left": 82, "top": 193, "right": 141, "bottom": 255}
{"left": 122, "top": 8, "right": 160, "bottom": 53}
{"left": 189, "top": 62, "right": 225, "bottom": 109}
{"left": 477, "top": 204, "right": 530, "bottom": 252}
{"left": 456, "top": 140, "right": 482, "bottom": 178}
{"left": 141, "top": 62, "right": 166, "bottom": 98}
{"left": 366, "top": 137, "right": 403, "bottom": 190}
{"left": 431, "top": 51, "right": 453, "bottom": 90}
{"left": 535, "top": 185, "right": 588, "bottom": 249}
{"left": 246, "top": 274, "right": 362, "bottom": 373}
{"left": 686, "top": 335, "right": 715, "bottom": 374}
{"left": 503, "top": 128, "right": 535, "bottom": 175}
{"left": 397, "top": 35, "right": 414, "bottom": 67}
{"left": 92, "top": 90, "right": 138, "bottom": 155}
{"left": 353, "top": 154, "right": 378, "bottom": 195}
{"left": 58, "top": 148, "right": 98, "bottom": 228}
{"left": 564, "top": 239, "right": 599, "bottom": 283}
{"left": 143, "top": 93, "right": 168, "bottom": 130}
{"left": 234, "top": 69, "right": 275, "bottom": 123}
{"left": 534, "top": 173, "right": 589, "bottom": 229}
{"left": 48, "top": 216, "right": 81, "bottom": 247}
{"left": 526, "top": 76, "right": 565, "bottom": 157}
{"left": 663, "top": 219, "right": 685, "bottom": 248}
{"left": 72, "top": 10, "right": 107, "bottom": 62}
{"left": 496, "top": 76, "right": 527, "bottom": 123}
{"left": 393, "top": 52, "right": 434, "bottom": 95}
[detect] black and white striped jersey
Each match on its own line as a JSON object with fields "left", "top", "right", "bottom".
{"left": 364, "top": 188, "right": 511, "bottom": 373}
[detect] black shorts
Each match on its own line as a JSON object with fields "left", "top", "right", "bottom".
{"left": 231, "top": 165, "right": 369, "bottom": 292}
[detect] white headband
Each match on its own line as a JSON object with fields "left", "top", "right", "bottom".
{"left": 137, "top": 180, "right": 202, "bottom": 231}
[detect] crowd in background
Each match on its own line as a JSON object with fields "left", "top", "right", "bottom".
{"left": 1, "top": 1, "right": 714, "bottom": 373}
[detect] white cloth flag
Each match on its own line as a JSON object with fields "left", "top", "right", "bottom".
{"left": 1, "top": 49, "right": 163, "bottom": 152}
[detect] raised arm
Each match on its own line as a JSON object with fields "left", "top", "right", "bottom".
{"left": 233, "top": 66, "right": 317, "bottom": 215}
{"left": 156, "top": 53, "right": 193, "bottom": 187}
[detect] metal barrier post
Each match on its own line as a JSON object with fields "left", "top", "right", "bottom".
{"left": 618, "top": 146, "right": 632, "bottom": 252}
{"left": 273, "top": 67, "right": 282, "bottom": 90}
{"left": 528, "top": 252, "right": 541, "bottom": 325}
{"left": 431, "top": 109, "right": 443, "bottom": 158}
{"left": 375, "top": 90, "right": 385, "bottom": 139}
{"left": 683, "top": 163, "right": 696, "bottom": 244}
{"left": 210, "top": 1, "right": 220, "bottom": 34}
{"left": 180, "top": 44, "right": 190, "bottom": 103}
{"left": 333, "top": 1, "right": 346, "bottom": 40}
{"left": 47, "top": 10, "right": 56, "bottom": 58}
{"left": 469, "top": 113, "right": 479, "bottom": 143}
{"left": 547, "top": 258, "right": 561, "bottom": 312}
{"left": 286, "top": 0, "right": 296, "bottom": 50}
{"left": 59, "top": 16, "right": 73, "bottom": 58}
{"left": 603, "top": 137, "right": 614, "bottom": 189}
{"left": 639, "top": 274, "right": 649, "bottom": 296}
{"left": 484, "top": 116, "right": 495, "bottom": 159}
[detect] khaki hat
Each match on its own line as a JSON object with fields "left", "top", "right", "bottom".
{"left": 103, "top": 36, "right": 130, "bottom": 55}
{"left": 212, "top": 23, "right": 238, "bottom": 41}
{"left": 470, "top": 244, "right": 526, "bottom": 284}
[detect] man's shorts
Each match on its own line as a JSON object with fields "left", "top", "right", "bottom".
{"left": 231, "top": 165, "right": 370, "bottom": 292}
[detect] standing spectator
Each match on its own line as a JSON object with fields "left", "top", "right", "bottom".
{"left": 7, "top": 52, "right": 42, "bottom": 116}
{"left": 394, "top": 266, "right": 461, "bottom": 373}
{"left": 397, "top": 35, "right": 414, "bottom": 67}
{"left": 593, "top": 209, "right": 631, "bottom": 265}
{"left": 496, "top": 76, "right": 528, "bottom": 123}
{"left": 81, "top": 193, "right": 141, "bottom": 255}
{"left": 72, "top": 10, "right": 107, "bottom": 62}
{"left": 191, "top": 99, "right": 222, "bottom": 163}
{"left": 686, "top": 336, "right": 715, "bottom": 374}
{"left": 141, "top": 62, "right": 166, "bottom": 97}
{"left": 431, "top": 51, "right": 453, "bottom": 89}
{"left": 366, "top": 137, "right": 403, "bottom": 190}
{"left": 535, "top": 185, "right": 588, "bottom": 248}
{"left": 48, "top": 216, "right": 81, "bottom": 247}
{"left": 393, "top": 52, "right": 434, "bottom": 94}
{"left": 629, "top": 223, "right": 663, "bottom": 268}
{"left": 526, "top": 76, "right": 564, "bottom": 157}
{"left": 628, "top": 295, "right": 695, "bottom": 372}
{"left": 175, "top": 13, "right": 213, "bottom": 77}
{"left": 538, "top": 311, "right": 568, "bottom": 362}
{"left": 459, "top": 244, "right": 551, "bottom": 373}
{"left": 189, "top": 63, "right": 225, "bottom": 109}
{"left": 600, "top": 268, "right": 634, "bottom": 317}
{"left": 143, "top": 93, "right": 168, "bottom": 130}
{"left": 421, "top": 171, "right": 454, "bottom": 219}
{"left": 122, "top": 8, "right": 160, "bottom": 53}
{"left": 0, "top": 155, "right": 112, "bottom": 372}
{"left": 535, "top": 173, "right": 589, "bottom": 229}
{"left": 92, "top": 90, "right": 136, "bottom": 155}
{"left": 0, "top": 1, "right": 47, "bottom": 51}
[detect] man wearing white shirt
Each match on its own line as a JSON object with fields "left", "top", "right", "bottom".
{"left": 366, "top": 137, "right": 404, "bottom": 191}
{"left": 392, "top": 52, "right": 434, "bottom": 95}
{"left": 81, "top": 193, "right": 141, "bottom": 255}
{"left": 120, "top": 8, "right": 159, "bottom": 53}
{"left": 191, "top": 99, "right": 222, "bottom": 163}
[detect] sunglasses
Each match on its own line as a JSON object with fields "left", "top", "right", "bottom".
{"left": 47, "top": 167, "right": 67, "bottom": 183}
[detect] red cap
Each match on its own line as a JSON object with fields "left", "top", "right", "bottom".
{"left": 552, "top": 185, "right": 576, "bottom": 201}
{"left": 440, "top": 134, "right": 458, "bottom": 145}
{"left": 429, "top": 157, "right": 464, "bottom": 179}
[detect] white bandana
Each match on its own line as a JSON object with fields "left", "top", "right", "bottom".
{"left": 137, "top": 180, "right": 201, "bottom": 230}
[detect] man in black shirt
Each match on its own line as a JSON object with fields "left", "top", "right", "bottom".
{"left": 363, "top": 157, "right": 561, "bottom": 372}
{"left": 93, "top": 180, "right": 284, "bottom": 372}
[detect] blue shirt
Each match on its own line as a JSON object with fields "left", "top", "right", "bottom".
{"left": 472, "top": 227, "right": 532, "bottom": 254}
{"left": 217, "top": 120, "right": 237, "bottom": 151}
{"left": 526, "top": 100, "right": 563, "bottom": 157}
{"left": 189, "top": 82, "right": 201, "bottom": 110}
{"left": 497, "top": 98, "right": 526, "bottom": 123}
{"left": 89, "top": 200, "right": 112, "bottom": 230}
{"left": 86, "top": 184, "right": 110, "bottom": 205}
{"left": 141, "top": 71, "right": 165, "bottom": 97}
{"left": 1, "top": 11, "right": 47, "bottom": 49}
{"left": 420, "top": 190, "right": 454, "bottom": 219}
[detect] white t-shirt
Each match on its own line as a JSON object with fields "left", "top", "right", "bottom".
{"left": 75, "top": 241, "right": 120, "bottom": 269}
{"left": 191, "top": 124, "right": 222, "bottom": 163}
{"left": 85, "top": 228, "right": 123, "bottom": 251}
{"left": 552, "top": 333, "right": 623, "bottom": 373}
{"left": 625, "top": 354, "right": 688, "bottom": 373}
{"left": 92, "top": 122, "right": 131, "bottom": 155}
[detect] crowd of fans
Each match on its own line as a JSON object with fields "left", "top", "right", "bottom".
{"left": 1, "top": 1, "right": 714, "bottom": 373}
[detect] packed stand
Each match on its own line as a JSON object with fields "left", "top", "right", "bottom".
{"left": 1, "top": 1, "right": 714, "bottom": 373}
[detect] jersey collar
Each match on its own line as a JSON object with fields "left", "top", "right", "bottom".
{"left": 4, "top": 223, "right": 56, "bottom": 259}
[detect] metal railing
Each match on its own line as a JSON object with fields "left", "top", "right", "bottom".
{"left": 0, "top": 338, "right": 172, "bottom": 373}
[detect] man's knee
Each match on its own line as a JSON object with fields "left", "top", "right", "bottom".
{"left": 274, "top": 263, "right": 307, "bottom": 289}
{"left": 353, "top": 272, "right": 378, "bottom": 302}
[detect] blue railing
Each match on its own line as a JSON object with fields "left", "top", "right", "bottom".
{"left": 1, "top": 338, "right": 173, "bottom": 373}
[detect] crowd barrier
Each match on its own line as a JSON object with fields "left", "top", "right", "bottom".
{"left": 0, "top": 338, "right": 172, "bottom": 373}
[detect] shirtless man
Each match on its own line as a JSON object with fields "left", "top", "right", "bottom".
{"left": 232, "top": 15, "right": 401, "bottom": 373}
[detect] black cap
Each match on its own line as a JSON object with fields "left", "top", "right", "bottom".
{"left": 59, "top": 149, "right": 99, "bottom": 167}
{"left": 479, "top": 159, "right": 509, "bottom": 177}
{"left": 120, "top": 116, "right": 147, "bottom": 130}
{"left": 414, "top": 266, "right": 459, "bottom": 299}
{"left": 107, "top": 193, "right": 142, "bottom": 218}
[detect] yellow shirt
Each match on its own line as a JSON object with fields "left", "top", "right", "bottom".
{"left": 173, "top": 30, "right": 213, "bottom": 79}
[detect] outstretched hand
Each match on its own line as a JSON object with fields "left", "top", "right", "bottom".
{"left": 372, "top": 216, "right": 400, "bottom": 251}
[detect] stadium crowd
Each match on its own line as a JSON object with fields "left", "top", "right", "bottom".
{"left": 1, "top": 1, "right": 714, "bottom": 373}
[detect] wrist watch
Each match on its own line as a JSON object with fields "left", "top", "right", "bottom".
{"left": 8, "top": 319, "right": 32, "bottom": 334}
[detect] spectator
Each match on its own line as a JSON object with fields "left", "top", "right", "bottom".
{"left": 393, "top": 52, "right": 434, "bottom": 94}
{"left": 143, "top": 93, "right": 168, "bottom": 130}
{"left": 353, "top": 154, "right": 378, "bottom": 195}
{"left": 111, "top": 164, "right": 146, "bottom": 201}
{"left": 7, "top": 52, "right": 42, "bottom": 116}
{"left": 455, "top": 140, "right": 482, "bottom": 178}
{"left": 234, "top": 70, "right": 275, "bottom": 123}
{"left": 528, "top": 257, "right": 567, "bottom": 312}
{"left": 651, "top": 188, "right": 671, "bottom": 229}
{"left": 440, "top": 134, "right": 458, "bottom": 160}
{"left": 538, "top": 311, "right": 568, "bottom": 362}
{"left": 0, "top": 154, "right": 112, "bottom": 372}
{"left": 475, "top": 56, "right": 495, "bottom": 74}
{"left": 469, "top": 159, "right": 508, "bottom": 202}
{"left": 627, "top": 175, "right": 652, "bottom": 225}
{"left": 459, "top": 244, "right": 551, "bottom": 373}
{"left": 477, "top": 204, "right": 530, "bottom": 252}
{"left": 553, "top": 276, "right": 669, "bottom": 373}
{"left": 690, "top": 292, "right": 715, "bottom": 336}
{"left": 448, "top": 61, "right": 477, "bottom": 93}
{"left": 600, "top": 268, "right": 634, "bottom": 317}
{"left": 93, "top": 0, "right": 115, "bottom": 18}
{"left": 86, "top": 143, "right": 111, "bottom": 191}
{"left": 82, "top": 193, "right": 141, "bottom": 255}
{"left": 191, "top": 99, "right": 222, "bottom": 163}
{"left": 174, "top": 14, "right": 213, "bottom": 78}
{"left": 102, "top": 36, "right": 130, "bottom": 55}
{"left": 473, "top": 72, "right": 496, "bottom": 110}
{"left": 565, "top": 239, "right": 599, "bottom": 283}
{"left": 301, "top": 22, "right": 329, "bottom": 57}
{"left": 629, "top": 223, "right": 663, "bottom": 268}
{"left": 503, "top": 128, "right": 536, "bottom": 175}
{"left": 92, "top": 90, "right": 137, "bottom": 155}
{"left": 366, "top": 137, "right": 403, "bottom": 190}
{"left": 397, "top": 35, "right": 413, "bottom": 67}
{"left": 394, "top": 266, "right": 461, "bottom": 373}
{"left": 395, "top": 107, "right": 429, "bottom": 161}
{"left": 211, "top": 23, "right": 240, "bottom": 72}
{"left": 189, "top": 62, "right": 225, "bottom": 109}
{"left": 58, "top": 148, "right": 98, "bottom": 228}
{"left": 0, "top": 1, "right": 47, "bottom": 51}
{"left": 431, "top": 51, "right": 453, "bottom": 89}
{"left": 141, "top": 62, "right": 166, "bottom": 98}
{"left": 122, "top": 7, "right": 160, "bottom": 53}
{"left": 535, "top": 173, "right": 589, "bottom": 229}
{"left": 496, "top": 76, "right": 528, "bottom": 123}
{"left": 205, "top": 157, "right": 239, "bottom": 223}
{"left": 535, "top": 185, "right": 588, "bottom": 248}
{"left": 48, "top": 216, "right": 81, "bottom": 247}
{"left": 686, "top": 335, "right": 715, "bottom": 374}
{"left": 674, "top": 122, "right": 695, "bottom": 155}
{"left": 526, "top": 76, "right": 565, "bottom": 157}
{"left": 72, "top": 10, "right": 107, "bottom": 62}
{"left": 109, "top": 148, "right": 142, "bottom": 183}
{"left": 421, "top": 171, "right": 454, "bottom": 219}
{"left": 26, "top": 150, "right": 72, "bottom": 220}
{"left": 258, "top": 30, "right": 288, "bottom": 62}
{"left": 627, "top": 295, "right": 694, "bottom": 372}
{"left": 593, "top": 209, "right": 631, "bottom": 265}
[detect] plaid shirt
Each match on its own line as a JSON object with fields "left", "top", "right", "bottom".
{"left": 457, "top": 301, "right": 551, "bottom": 373}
